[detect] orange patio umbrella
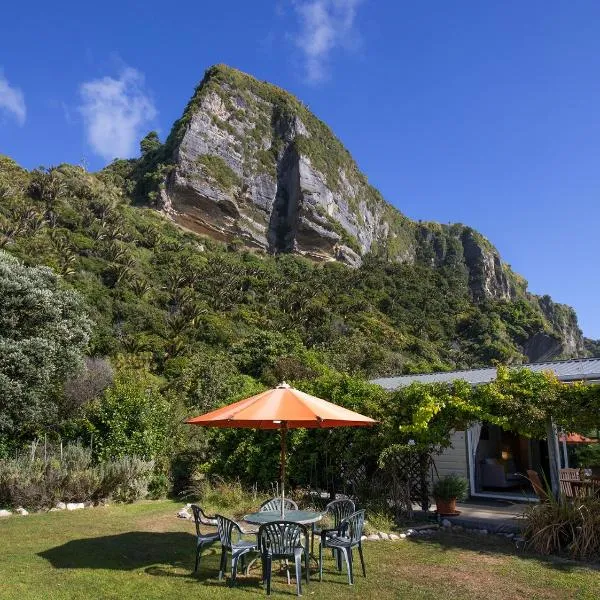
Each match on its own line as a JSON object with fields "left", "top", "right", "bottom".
{"left": 186, "top": 382, "right": 376, "bottom": 517}
{"left": 558, "top": 432, "right": 600, "bottom": 444}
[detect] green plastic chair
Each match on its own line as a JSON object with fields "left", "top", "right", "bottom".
{"left": 190, "top": 505, "right": 220, "bottom": 575}
{"left": 312, "top": 498, "right": 355, "bottom": 557}
{"left": 258, "top": 521, "right": 309, "bottom": 596}
{"left": 319, "top": 510, "right": 366, "bottom": 585}
{"left": 216, "top": 515, "right": 258, "bottom": 586}
{"left": 259, "top": 498, "right": 298, "bottom": 512}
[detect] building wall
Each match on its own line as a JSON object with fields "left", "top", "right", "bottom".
{"left": 432, "top": 430, "right": 469, "bottom": 480}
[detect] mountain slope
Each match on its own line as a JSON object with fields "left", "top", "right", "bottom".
{"left": 0, "top": 66, "right": 593, "bottom": 374}
{"left": 125, "top": 64, "right": 586, "bottom": 361}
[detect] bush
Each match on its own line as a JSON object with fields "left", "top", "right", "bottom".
{"left": 96, "top": 456, "right": 154, "bottom": 503}
{"left": 0, "top": 455, "right": 62, "bottom": 510}
{"left": 147, "top": 473, "right": 171, "bottom": 500}
{"left": 183, "top": 477, "right": 268, "bottom": 519}
{"left": 364, "top": 510, "right": 395, "bottom": 535}
{"left": 84, "top": 367, "right": 180, "bottom": 469}
{"left": 524, "top": 496, "right": 600, "bottom": 560}
{"left": 432, "top": 474, "right": 468, "bottom": 501}
{"left": 0, "top": 444, "right": 153, "bottom": 509}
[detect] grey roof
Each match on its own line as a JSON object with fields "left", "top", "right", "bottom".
{"left": 371, "top": 357, "right": 600, "bottom": 390}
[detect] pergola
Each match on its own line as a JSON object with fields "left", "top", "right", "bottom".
{"left": 372, "top": 357, "right": 600, "bottom": 499}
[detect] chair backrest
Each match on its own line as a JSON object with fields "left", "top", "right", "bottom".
{"left": 216, "top": 514, "right": 242, "bottom": 549}
{"left": 190, "top": 505, "right": 217, "bottom": 537}
{"left": 325, "top": 499, "right": 355, "bottom": 528}
{"left": 559, "top": 468, "right": 581, "bottom": 481}
{"left": 339, "top": 510, "right": 365, "bottom": 544}
{"left": 259, "top": 497, "right": 298, "bottom": 512}
{"left": 258, "top": 521, "right": 308, "bottom": 557}
{"left": 558, "top": 469, "right": 580, "bottom": 498}
{"left": 527, "top": 470, "right": 550, "bottom": 502}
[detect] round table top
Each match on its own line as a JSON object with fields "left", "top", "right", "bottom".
{"left": 243, "top": 510, "right": 323, "bottom": 525}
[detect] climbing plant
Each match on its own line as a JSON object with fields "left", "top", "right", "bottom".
{"left": 391, "top": 366, "right": 600, "bottom": 444}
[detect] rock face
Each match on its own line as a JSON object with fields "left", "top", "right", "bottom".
{"left": 533, "top": 295, "right": 586, "bottom": 359}
{"left": 161, "top": 65, "right": 410, "bottom": 267}
{"left": 160, "top": 66, "right": 527, "bottom": 297}
{"left": 155, "top": 64, "right": 588, "bottom": 360}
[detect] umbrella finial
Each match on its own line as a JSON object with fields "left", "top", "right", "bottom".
{"left": 277, "top": 381, "right": 290, "bottom": 389}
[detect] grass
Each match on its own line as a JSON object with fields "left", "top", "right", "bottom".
{"left": 195, "top": 154, "right": 241, "bottom": 190}
{"left": 0, "top": 500, "right": 599, "bottom": 599}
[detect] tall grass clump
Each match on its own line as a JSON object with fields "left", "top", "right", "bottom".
{"left": 183, "top": 477, "right": 268, "bottom": 518}
{"left": 524, "top": 495, "right": 600, "bottom": 560}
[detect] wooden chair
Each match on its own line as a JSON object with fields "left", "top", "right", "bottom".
{"left": 559, "top": 468, "right": 581, "bottom": 498}
{"left": 527, "top": 469, "right": 550, "bottom": 502}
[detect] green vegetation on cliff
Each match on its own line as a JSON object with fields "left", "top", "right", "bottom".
{"left": 0, "top": 155, "right": 574, "bottom": 386}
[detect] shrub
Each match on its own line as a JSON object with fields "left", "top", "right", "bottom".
{"left": 0, "top": 444, "right": 154, "bottom": 509}
{"left": 61, "top": 444, "right": 99, "bottom": 502}
{"left": 524, "top": 496, "right": 600, "bottom": 560}
{"left": 96, "top": 456, "right": 154, "bottom": 503}
{"left": 0, "top": 455, "right": 62, "bottom": 510}
{"left": 147, "top": 473, "right": 171, "bottom": 500}
{"left": 84, "top": 368, "right": 178, "bottom": 469}
{"left": 183, "top": 477, "right": 268, "bottom": 519}
{"left": 432, "top": 474, "right": 468, "bottom": 501}
{"left": 195, "top": 154, "right": 240, "bottom": 190}
{"left": 364, "top": 510, "right": 395, "bottom": 535}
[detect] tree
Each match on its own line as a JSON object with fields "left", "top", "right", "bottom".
{"left": 0, "top": 251, "right": 92, "bottom": 441}
{"left": 84, "top": 367, "right": 180, "bottom": 469}
{"left": 139, "top": 131, "right": 161, "bottom": 156}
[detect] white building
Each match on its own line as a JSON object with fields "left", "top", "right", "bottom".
{"left": 372, "top": 357, "right": 600, "bottom": 501}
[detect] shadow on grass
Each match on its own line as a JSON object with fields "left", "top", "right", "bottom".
{"left": 405, "top": 530, "right": 600, "bottom": 574}
{"left": 38, "top": 532, "right": 340, "bottom": 595}
{"left": 39, "top": 532, "right": 206, "bottom": 573}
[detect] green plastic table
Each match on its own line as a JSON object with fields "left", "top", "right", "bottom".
{"left": 243, "top": 510, "right": 323, "bottom": 571}
{"left": 243, "top": 510, "right": 323, "bottom": 526}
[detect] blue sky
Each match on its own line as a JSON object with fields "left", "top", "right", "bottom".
{"left": 1, "top": 1, "right": 599, "bottom": 339}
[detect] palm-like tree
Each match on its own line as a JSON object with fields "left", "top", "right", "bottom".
{"left": 130, "top": 277, "right": 152, "bottom": 299}
{"left": 0, "top": 220, "right": 22, "bottom": 248}
{"left": 103, "top": 241, "right": 128, "bottom": 263}
{"left": 52, "top": 235, "right": 78, "bottom": 278}
{"left": 28, "top": 168, "right": 67, "bottom": 220}
{"left": 111, "top": 257, "right": 136, "bottom": 286}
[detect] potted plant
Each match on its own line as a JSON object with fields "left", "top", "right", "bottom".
{"left": 433, "top": 474, "right": 468, "bottom": 516}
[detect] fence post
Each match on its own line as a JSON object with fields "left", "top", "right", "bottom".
{"left": 419, "top": 452, "right": 430, "bottom": 511}
{"left": 546, "top": 417, "right": 561, "bottom": 500}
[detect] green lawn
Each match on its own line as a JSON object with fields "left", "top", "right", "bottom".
{"left": 0, "top": 500, "right": 598, "bottom": 599}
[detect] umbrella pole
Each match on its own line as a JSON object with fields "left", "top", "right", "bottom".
{"left": 280, "top": 422, "right": 287, "bottom": 519}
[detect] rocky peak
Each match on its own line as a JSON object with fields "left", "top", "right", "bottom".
{"left": 148, "top": 64, "right": 588, "bottom": 360}
{"left": 160, "top": 64, "right": 409, "bottom": 266}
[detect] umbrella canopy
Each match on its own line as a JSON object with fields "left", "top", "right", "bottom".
{"left": 186, "top": 382, "right": 376, "bottom": 516}
{"left": 186, "top": 382, "right": 376, "bottom": 429}
{"left": 558, "top": 432, "right": 600, "bottom": 444}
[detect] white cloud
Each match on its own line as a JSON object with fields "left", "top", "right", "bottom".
{"left": 292, "top": 0, "right": 363, "bottom": 83}
{"left": 0, "top": 70, "right": 26, "bottom": 125}
{"left": 78, "top": 67, "right": 156, "bottom": 161}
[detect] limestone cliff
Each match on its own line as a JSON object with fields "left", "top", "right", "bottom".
{"left": 149, "top": 64, "right": 588, "bottom": 360}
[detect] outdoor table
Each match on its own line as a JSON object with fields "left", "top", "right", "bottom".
{"left": 243, "top": 510, "right": 323, "bottom": 526}
{"left": 570, "top": 478, "right": 600, "bottom": 498}
{"left": 243, "top": 510, "right": 323, "bottom": 570}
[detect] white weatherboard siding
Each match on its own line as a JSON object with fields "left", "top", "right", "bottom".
{"left": 432, "top": 430, "right": 468, "bottom": 480}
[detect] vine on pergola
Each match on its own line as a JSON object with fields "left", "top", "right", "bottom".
{"left": 385, "top": 366, "right": 600, "bottom": 452}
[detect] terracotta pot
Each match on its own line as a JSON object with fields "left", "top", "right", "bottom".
{"left": 435, "top": 497, "right": 458, "bottom": 516}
